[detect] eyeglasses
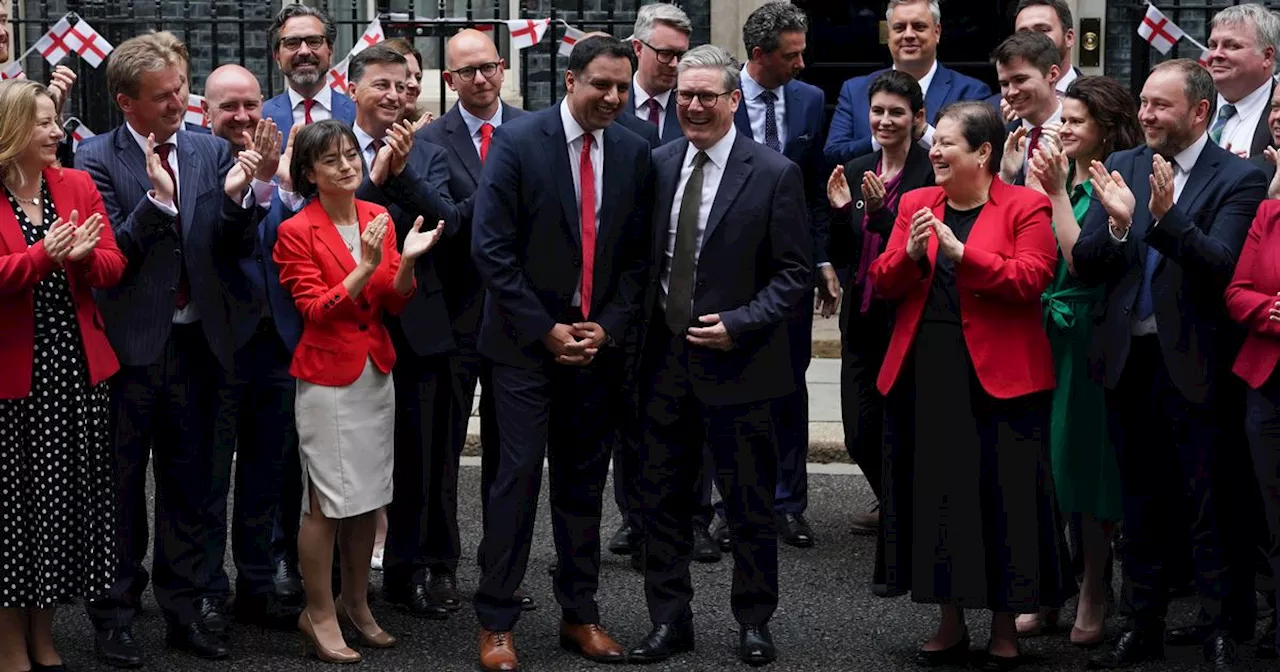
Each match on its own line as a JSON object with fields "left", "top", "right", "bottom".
{"left": 675, "top": 90, "right": 732, "bottom": 108}
{"left": 280, "top": 35, "right": 327, "bottom": 51}
{"left": 637, "top": 39, "right": 686, "bottom": 65}
{"left": 450, "top": 61, "right": 501, "bottom": 81}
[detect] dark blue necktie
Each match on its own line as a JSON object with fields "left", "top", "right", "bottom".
{"left": 760, "top": 90, "right": 781, "bottom": 152}
{"left": 1136, "top": 163, "right": 1177, "bottom": 320}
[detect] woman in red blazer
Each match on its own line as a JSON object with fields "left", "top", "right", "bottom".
{"left": 273, "top": 120, "right": 441, "bottom": 662}
{"left": 0, "top": 80, "right": 125, "bottom": 670}
{"left": 867, "top": 101, "right": 1068, "bottom": 671}
{"left": 1226, "top": 198, "right": 1280, "bottom": 656}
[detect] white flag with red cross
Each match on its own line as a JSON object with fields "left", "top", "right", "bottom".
{"left": 64, "top": 18, "right": 115, "bottom": 68}
{"left": 348, "top": 18, "right": 384, "bottom": 58}
{"left": 186, "top": 93, "right": 209, "bottom": 128}
{"left": 34, "top": 16, "right": 76, "bottom": 65}
{"left": 1137, "top": 4, "right": 1185, "bottom": 55}
{"left": 559, "top": 25, "right": 585, "bottom": 57}
{"left": 69, "top": 120, "right": 95, "bottom": 150}
{"left": 507, "top": 18, "right": 550, "bottom": 50}
{"left": 0, "top": 60, "right": 25, "bottom": 80}
{"left": 328, "top": 57, "right": 350, "bottom": 94}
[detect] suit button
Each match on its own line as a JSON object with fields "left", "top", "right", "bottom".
{"left": 169, "top": 285, "right": 177, "bottom": 292}
{"left": 359, "top": 323, "right": 369, "bottom": 331}
{"left": 1123, "top": 307, "right": 1131, "bottom": 315}
{"left": 173, "top": 248, "right": 182, "bottom": 257}
{"left": 256, "top": 255, "right": 264, "bottom": 263}
{"left": 696, "top": 280, "right": 706, "bottom": 288}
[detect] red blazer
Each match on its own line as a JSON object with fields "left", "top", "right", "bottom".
{"left": 1227, "top": 199, "right": 1280, "bottom": 390}
{"left": 870, "top": 179, "right": 1057, "bottom": 399}
{"left": 0, "top": 167, "right": 125, "bottom": 399}
{"left": 274, "top": 198, "right": 414, "bottom": 387}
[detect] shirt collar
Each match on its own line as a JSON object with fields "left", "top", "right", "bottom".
{"left": 1171, "top": 132, "right": 1211, "bottom": 174}
{"left": 633, "top": 74, "right": 672, "bottom": 109}
{"left": 911, "top": 60, "right": 939, "bottom": 95}
{"left": 686, "top": 124, "right": 737, "bottom": 171}
{"left": 739, "top": 66, "right": 783, "bottom": 103}
{"left": 1022, "top": 101, "right": 1064, "bottom": 130}
{"left": 1216, "top": 79, "right": 1273, "bottom": 120}
{"left": 459, "top": 103, "right": 503, "bottom": 138}
{"left": 125, "top": 121, "right": 178, "bottom": 153}
{"left": 288, "top": 86, "right": 332, "bottom": 114}
{"left": 1055, "top": 65, "right": 1078, "bottom": 94}
{"left": 352, "top": 124, "right": 377, "bottom": 155}
{"left": 559, "top": 99, "right": 603, "bottom": 149}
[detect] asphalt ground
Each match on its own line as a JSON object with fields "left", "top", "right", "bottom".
{"left": 44, "top": 464, "right": 1270, "bottom": 671}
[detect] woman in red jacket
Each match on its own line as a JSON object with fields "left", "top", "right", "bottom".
{"left": 273, "top": 120, "right": 441, "bottom": 663}
{"left": 868, "top": 101, "right": 1069, "bottom": 671}
{"left": 0, "top": 80, "right": 125, "bottom": 671}
{"left": 1226, "top": 198, "right": 1280, "bottom": 658}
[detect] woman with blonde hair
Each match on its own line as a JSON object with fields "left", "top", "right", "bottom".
{"left": 0, "top": 79, "right": 125, "bottom": 671}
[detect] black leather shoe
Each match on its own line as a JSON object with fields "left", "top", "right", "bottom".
{"left": 1204, "top": 634, "right": 1240, "bottom": 672}
{"left": 710, "top": 515, "right": 731, "bottom": 552}
{"left": 628, "top": 621, "right": 695, "bottom": 663}
{"left": 428, "top": 571, "right": 463, "bottom": 612}
{"left": 608, "top": 523, "right": 636, "bottom": 555}
{"left": 778, "top": 513, "right": 815, "bottom": 548}
{"left": 166, "top": 621, "right": 229, "bottom": 660}
{"left": 94, "top": 626, "right": 144, "bottom": 668}
{"left": 232, "top": 591, "right": 303, "bottom": 630}
{"left": 1088, "top": 628, "right": 1164, "bottom": 668}
{"left": 272, "top": 557, "right": 302, "bottom": 602}
{"left": 739, "top": 624, "right": 776, "bottom": 666}
{"left": 383, "top": 581, "right": 449, "bottom": 620}
{"left": 913, "top": 629, "right": 970, "bottom": 667}
{"left": 199, "top": 596, "right": 228, "bottom": 637}
{"left": 692, "top": 525, "right": 722, "bottom": 563}
{"left": 1165, "top": 624, "right": 1206, "bottom": 646}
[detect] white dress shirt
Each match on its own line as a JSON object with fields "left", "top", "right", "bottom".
{"left": 353, "top": 123, "right": 380, "bottom": 168}
{"left": 126, "top": 122, "right": 199, "bottom": 324}
{"left": 740, "top": 66, "right": 787, "bottom": 153}
{"left": 560, "top": 101, "right": 604, "bottom": 307}
{"left": 873, "top": 60, "right": 940, "bottom": 152}
{"left": 1055, "top": 65, "right": 1078, "bottom": 97}
{"left": 459, "top": 103, "right": 504, "bottom": 157}
{"left": 1020, "top": 101, "right": 1064, "bottom": 169}
{"left": 633, "top": 74, "right": 673, "bottom": 138}
{"left": 1213, "top": 80, "right": 1271, "bottom": 157}
{"left": 660, "top": 125, "right": 737, "bottom": 311}
{"left": 288, "top": 85, "right": 334, "bottom": 127}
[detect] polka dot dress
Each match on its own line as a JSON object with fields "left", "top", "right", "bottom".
{"left": 0, "top": 183, "right": 115, "bottom": 609}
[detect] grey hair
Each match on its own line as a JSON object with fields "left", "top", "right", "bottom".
{"left": 885, "top": 0, "right": 942, "bottom": 24}
{"left": 1210, "top": 4, "right": 1280, "bottom": 57}
{"left": 677, "top": 44, "right": 741, "bottom": 92}
{"left": 742, "top": 2, "right": 808, "bottom": 56}
{"left": 633, "top": 3, "right": 692, "bottom": 42}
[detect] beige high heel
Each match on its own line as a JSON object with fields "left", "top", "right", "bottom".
{"left": 336, "top": 595, "right": 397, "bottom": 649}
{"left": 298, "top": 611, "right": 362, "bottom": 664}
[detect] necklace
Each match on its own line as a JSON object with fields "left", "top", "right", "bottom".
{"left": 5, "top": 178, "right": 42, "bottom": 206}
{"left": 335, "top": 223, "right": 359, "bottom": 252}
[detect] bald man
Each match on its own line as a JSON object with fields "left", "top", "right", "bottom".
{"left": 201, "top": 63, "right": 305, "bottom": 630}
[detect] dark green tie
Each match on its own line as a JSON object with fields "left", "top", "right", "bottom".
{"left": 666, "top": 150, "right": 708, "bottom": 333}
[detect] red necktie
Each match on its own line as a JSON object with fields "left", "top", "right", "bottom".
{"left": 578, "top": 133, "right": 596, "bottom": 319}
{"left": 155, "top": 143, "right": 188, "bottom": 308}
{"left": 646, "top": 99, "right": 661, "bottom": 126}
{"left": 479, "top": 123, "right": 494, "bottom": 163}
{"left": 1027, "top": 126, "right": 1043, "bottom": 161}
{"left": 303, "top": 98, "right": 315, "bottom": 125}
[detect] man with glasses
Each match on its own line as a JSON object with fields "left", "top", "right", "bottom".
{"left": 262, "top": 4, "right": 356, "bottom": 147}
{"left": 628, "top": 3, "right": 689, "bottom": 145}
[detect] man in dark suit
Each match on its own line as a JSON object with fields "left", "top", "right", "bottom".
{"left": 261, "top": 4, "right": 356, "bottom": 145}
{"left": 626, "top": 3, "right": 688, "bottom": 145}
{"left": 1205, "top": 4, "right": 1278, "bottom": 159}
{"left": 992, "top": 31, "right": 1062, "bottom": 186}
{"left": 987, "top": 0, "right": 1083, "bottom": 122}
{"left": 1074, "top": 59, "right": 1267, "bottom": 672}
{"left": 625, "top": 44, "right": 811, "bottom": 667}
{"left": 726, "top": 1, "right": 831, "bottom": 550}
{"left": 78, "top": 32, "right": 259, "bottom": 665}
{"left": 416, "top": 26, "right": 534, "bottom": 617}
{"left": 825, "top": 0, "right": 991, "bottom": 164}
{"left": 470, "top": 36, "right": 653, "bottom": 672}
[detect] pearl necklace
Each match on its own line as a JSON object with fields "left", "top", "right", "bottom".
{"left": 6, "top": 178, "right": 42, "bottom": 206}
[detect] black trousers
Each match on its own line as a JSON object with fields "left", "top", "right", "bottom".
{"left": 773, "top": 305, "right": 812, "bottom": 515}
{"left": 206, "top": 321, "right": 295, "bottom": 599}
{"left": 476, "top": 358, "right": 500, "bottom": 569}
{"left": 474, "top": 353, "right": 616, "bottom": 630}
{"left": 639, "top": 326, "right": 779, "bottom": 626}
{"left": 88, "top": 323, "right": 228, "bottom": 628}
{"left": 839, "top": 300, "right": 890, "bottom": 499}
{"left": 1247, "top": 372, "right": 1280, "bottom": 651}
{"left": 1109, "top": 336, "right": 1229, "bottom": 631}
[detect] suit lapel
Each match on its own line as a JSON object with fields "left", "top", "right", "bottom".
{"left": 0, "top": 185, "right": 22, "bottom": 253}
{"left": 177, "top": 133, "right": 199, "bottom": 241}
{"left": 1129, "top": 147, "right": 1155, "bottom": 266}
{"left": 663, "top": 101, "right": 682, "bottom": 142}
{"left": 542, "top": 110, "right": 582, "bottom": 246}
{"left": 598, "top": 126, "right": 624, "bottom": 244}
{"left": 655, "top": 141, "right": 688, "bottom": 258}
{"left": 704, "top": 134, "right": 753, "bottom": 245}
{"left": 733, "top": 98, "right": 753, "bottom": 139}
{"left": 782, "top": 81, "right": 801, "bottom": 160}
{"left": 309, "top": 201, "right": 357, "bottom": 274}
{"left": 925, "top": 66, "right": 954, "bottom": 124}
{"left": 115, "top": 126, "right": 154, "bottom": 196}
{"left": 445, "top": 106, "right": 482, "bottom": 185}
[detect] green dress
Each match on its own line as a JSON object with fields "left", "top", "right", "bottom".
{"left": 1040, "top": 176, "right": 1122, "bottom": 522}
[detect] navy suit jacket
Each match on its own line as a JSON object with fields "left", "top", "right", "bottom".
{"left": 262, "top": 90, "right": 358, "bottom": 148}
{"left": 623, "top": 95, "right": 684, "bottom": 145}
{"left": 1072, "top": 141, "right": 1267, "bottom": 403}
{"left": 354, "top": 132, "right": 459, "bottom": 358}
{"left": 77, "top": 125, "right": 252, "bottom": 371}
{"left": 471, "top": 104, "right": 654, "bottom": 369}
{"left": 418, "top": 101, "right": 526, "bottom": 347}
{"left": 614, "top": 110, "right": 662, "bottom": 149}
{"left": 734, "top": 78, "right": 831, "bottom": 267}
{"left": 238, "top": 196, "right": 304, "bottom": 353}
{"left": 824, "top": 63, "right": 992, "bottom": 165}
{"left": 641, "top": 132, "right": 812, "bottom": 407}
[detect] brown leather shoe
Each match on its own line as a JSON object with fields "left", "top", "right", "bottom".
{"left": 479, "top": 629, "right": 518, "bottom": 671}
{"left": 559, "top": 622, "right": 626, "bottom": 663}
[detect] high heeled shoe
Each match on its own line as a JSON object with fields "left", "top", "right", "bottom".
{"left": 335, "top": 595, "right": 396, "bottom": 649}
{"left": 298, "top": 611, "right": 362, "bottom": 664}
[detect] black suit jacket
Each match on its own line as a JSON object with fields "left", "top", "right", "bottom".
{"left": 614, "top": 110, "right": 662, "bottom": 149}
{"left": 1072, "top": 141, "right": 1266, "bottom": 403}
{"left": 1243, "top": 79, "right": 1276, "bottom": 158}
{"left": 1250, "top": 151, "right": 1276, "bottom": 184}
{"left": 641, "top": 131, "right": 812, "bottom": 407}
{"left": 625, "top": 94, "right": 684, "bottom": 145}
{"left": 471, "top": 104, "right": 654, "bottom": 369}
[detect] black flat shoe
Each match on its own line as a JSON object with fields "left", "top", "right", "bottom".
{"left": 30, "top": 662, "right": 67, "bottom": 671}
{"left": 778, "top": 513, "right": 815, "bottom": 548}
{"left": 1088, "top": 628, "right": 1164, "bottom": 669}
{"left": 981, "top": 652, "right": 1022, "bottom": 671}
{"left": 607, "top": 523, "right": 636, "bottom": 555}
{"left": 739, "top": 624, "right": 776, "bottom": 666}
{"left": 692, "top": 525, "right": 722, "bottom": 563}
{"left": 272, "top": 557, "right": 303, "bottom": 601}
{"left": 166, "top": 621, "right": 229, "bottom": 660}
{"left": 428, "top": 571, "right": 463, "bottom": 612}
{"left": 382, "top": 581, "right": 449, "bottom": 620}
{"left": 627, "top": 621, "right": 695, "bottom": 663}
{"left": 199, "top": 596, "right": 228, "bottom": 637}
{"left": 94, "top": 626, "right": 143, "bottom": 669}
{"left": 913, "top": 630, "right": 970, "bottom": 668}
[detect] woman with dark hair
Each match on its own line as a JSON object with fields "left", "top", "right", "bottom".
{"left": 826, "top": 69, "right": 933, "bottom": 532}
{"left": 869, "top": 101, "right": 1070, "bottom": 671}
{"left": 273, "top": 119, "right": 442, "bottom": 663}
{"left": 1021, "top": 75, "right": 1142, "bottom": 646}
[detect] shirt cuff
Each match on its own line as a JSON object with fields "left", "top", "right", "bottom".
{"left": 919, "top": 124, "right": 936, "bottom": 149}
{"left": 817, "top": 262, "right": 833, "bottom": 269}
{"left": 870, "top": 135, "right": 882, "bottom": 152}
{"left": 1108, "top": 221, "right": 1130, "bottom": 243}
{"left": 249, "top": 178, "right": 276, "bottom": 209}
{"left": 148, "top": 192, "right": 178, "bottom": 217}
{"left": 277, "top": 187, "right": 306, "bottom": 213}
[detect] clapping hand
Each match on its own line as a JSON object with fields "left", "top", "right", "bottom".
{"left": 224, "top": 132, "right": 263, "bottom": 201}
{"left": 250, "top": 118, "right": 282, "bottom": 183}
{"left": 412, "top": 111, "right": 435, "bottom": 133}
{"left": 906, "top": 207, "right": 934, "bottom": 261}
{"left": 1001, "top": 126, "right": 1029, "bottom": 183}
{"left": 1088, "top": 160, "right": 1136, "bottom": 230}
{"left": 277, "top": 125, "right": 302, "bottom": 192}
{"left": 933, "top": 218, "right": 965, "bottom": 262}
{"left": 48, "top": 66, "right": 77, "bottom": 117}
{"left": 1148, "top": 154, "right": 1175, "bottom": 220}
{"left": 360, "top": 213, "right": 389, "bottom": 269}
{"left": 401, "top": 216, "right": 444, "bottom": 261}
{"left": 826, "top": 165, "right": 852, "bottom": 209}
{"left": 41, "top": 216, "right": 75, "bottom": 263}
{"left": 1264, "top": 147, "right": 1280, "bottom": 200}
{"left": 1000, "top": 97, "right": 1018, "bottom": 124}
{"left": 1271, "top": 292, "right": 1280, "bottom": 323}
{"left": 862, "top": 171, "right": 887, "bottom": 212}
{"left": 1027, "top": 141, "right": 1069, "bottom": 197}
{"left": 384, "top": 120, "right": 415, "bottom": 177}
{"left": 66, "top": 210, "right": 105, "bottom": 262}
{"left": 144, "top": 134, "right": 176, "bottom": 206}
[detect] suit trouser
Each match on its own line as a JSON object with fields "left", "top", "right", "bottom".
{"left": 474, "top": 354, "right": 616, "bottom": 631}
{"left": 88, "top": 323, "right": 226, "bottom": 629}
{"left": 476, "top": 358, "right": 500, "bottom": 569}
{"left": 773, "top": 305, "right": 812, "bottom": 515}
{"left": 205, "top": 321, "right": 295, "bottom": 599}
{"left": 1215, "top": 369, "right": 1264, "bottom": 636}
{"left": 639, "top": 326, "right": 779, "bottom": 626}
{"left": 839, "top": 300, "right": 889, "bottom": 500}
{"left": 1246, "top": 373, "right": 1280, "bottom": 651}
{"left": 1109, "top": 336, "right": 1229, "bottom": 631}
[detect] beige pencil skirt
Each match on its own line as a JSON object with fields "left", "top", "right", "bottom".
{"left": 295, "top": 357, "right": 395, "bottom": 519}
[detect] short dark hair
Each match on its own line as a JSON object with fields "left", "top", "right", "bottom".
{"left": 743, "top": 2, "right": 809, "bottom": 56}
{"left": 291, "top": 120, "right": 358, "bottom": 200}
{"left": 1150, "top": 58, "right": 1218, "bottom": 118}
{"left": 349, "top": 44, "right": 408, "bottom": 85}
{"left": 991, "top": 30, "right": 1060, "bottom": 75}
{"left": 568, "top": 35, "right": 634, "bottom": 75}
{"left": 936, "top": 101, "right": 1006, "bottom": 175}
{"left": 1063, "top": 76, "right": 1143, "bottom": 158}
{"left": 868, "top": 70, "right": 924, "bottom": 115}
{"left": 382, "top": 37, "right": 422, "bottom": 68}
{"left": 1015, "top": 0, "right": 1073, "bottom": 33}
{"left": 270, "top": 4, "right": 336, "bottom": 54}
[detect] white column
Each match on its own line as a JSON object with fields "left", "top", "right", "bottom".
{"left": 710, "top": 0, "right": 777, "bottom": 60}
